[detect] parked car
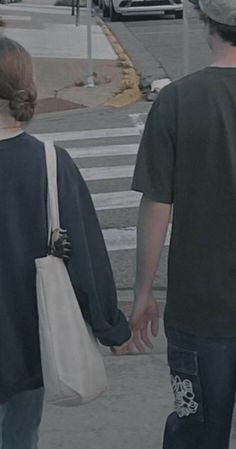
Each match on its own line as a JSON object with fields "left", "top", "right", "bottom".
{"left": 188, "top": 0, "right": 200, "bottom": 8}
{"left": 101, "top": 0, "right": 183, "bottom": 22}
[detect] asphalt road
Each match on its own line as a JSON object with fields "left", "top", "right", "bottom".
{"left": 27, "top": 4, "right": 214, "bottom": 293}
{"left": 102, "top": 3, "right": 212, "bottom": 82}
{"left": 87, "top": 4, "right": 213, "bottom": 292}
{"left": 28, "top": 103, "right": 169, "bottom": 293}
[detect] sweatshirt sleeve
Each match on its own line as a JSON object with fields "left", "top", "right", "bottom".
{"left": 56, "top": 147, "right": 131, "bottom": 346}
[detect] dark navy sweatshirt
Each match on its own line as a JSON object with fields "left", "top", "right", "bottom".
{"left": 0, "top": 132, "right": 130, "bottom": 403}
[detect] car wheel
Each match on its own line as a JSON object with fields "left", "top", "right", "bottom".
{"left": 175, "top": 10, "right": 183, "bottom": 19}
{"left": 109, "top": 0, "right": 121, "bottom": 21}
{"left": 102, "top": 0, "right": 110, "bottom": 17}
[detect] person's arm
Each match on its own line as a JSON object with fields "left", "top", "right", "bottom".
{"left": 130, "top": 195, "right": 171, "bottom": 352}
{"left": 129, "top": 88, "right": 176, "bottom": 353}
{"left": 56, "top": 147, "right": 131, "bottom": 348}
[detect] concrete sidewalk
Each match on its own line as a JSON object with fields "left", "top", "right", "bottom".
{"left": 39, "top": 316, "right": 173, "bottom": 449}
{"left": 1, "top": 1, "right": 140, "bottom": 112}
{"left": 38, "top": 310, "right": 236, "bottom": 449}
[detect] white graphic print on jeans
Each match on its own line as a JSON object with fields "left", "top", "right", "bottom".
{"left": 171, "top": 375, "right": 199, "bottom": 418}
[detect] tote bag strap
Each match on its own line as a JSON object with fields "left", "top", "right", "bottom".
{"left": 44, "top": 141, "right": 60, "bottom": 245}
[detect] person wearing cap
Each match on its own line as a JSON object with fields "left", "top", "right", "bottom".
{"left": 130, "top": 0, "right": 236, "bottom": 448}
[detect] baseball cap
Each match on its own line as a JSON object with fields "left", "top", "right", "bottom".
{"left": 199, "top": 0, "right": 236, "bottom": 26}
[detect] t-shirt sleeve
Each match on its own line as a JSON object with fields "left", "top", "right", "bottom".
{"left": 132, "top": 85, "right": 176, "bottom": 204}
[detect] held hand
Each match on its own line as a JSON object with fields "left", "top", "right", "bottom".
{"left": 110, "top": 338, "right": 133, "bottom": 356}
{"left": 129, "top": 294, "right": 159, "bottom": 353}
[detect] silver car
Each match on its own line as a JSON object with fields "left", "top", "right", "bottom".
{"left": 101, "top": 0, "right": 183, "bottom": 22}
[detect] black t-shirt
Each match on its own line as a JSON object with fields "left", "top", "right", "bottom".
{"left": 132, "top": 67, "right": 236, "bottom": 337}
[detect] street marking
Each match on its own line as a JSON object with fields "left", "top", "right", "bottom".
{"left": 6, "top": 3, "right": 69, "bottom": 9}
{"left": 81, "top": 165, "right": 134, "bottom": 181}
{"left": 66, "top": 144, "right": 138, "bottom": 158}
{"left": 33, "top": 128, "right": 140, "bottom": 142}
{"left": 0, "top": 5, "right": 71, "bottom": 15}
{"left": 31, "top": 125, "right": 173, "bottom": 257}
{"left": 103, "top": 225, "right": 171, "bottom": 251}
{"left": 128, "top": 113, "right": 146, "bottom": 133}
{"left": 2, "top": 15, "right": 32, "bottom": 21}
{"left": 151, "top": 79, "right": 171, "bottom": 91}
{"left": 5, "top": 24, "right": 117, "bottom": 60}
{"left": 92, "top": 191, "right": 141, "bottom": 211}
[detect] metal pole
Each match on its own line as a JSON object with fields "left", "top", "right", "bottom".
{"left": 76, "top": 0, "right": 80, "bottom": 26}
{"left": 86, "top": 0, "right": 95, "bottom": 87}
{"left": 72, "top": 0, "right": 75, "bottom": 16}
{"left": 183, "top": 0, "right": 189, "bottom": 75}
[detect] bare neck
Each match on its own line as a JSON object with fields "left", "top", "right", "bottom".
{"left": 0, "top": 112, "right": 22, "bottom": 140}
{"left": 211, "top": 35, "right": 236, "bottom": 67}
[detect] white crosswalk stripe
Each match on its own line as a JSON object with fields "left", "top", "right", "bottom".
{"left": 67, "top": 144, "right": 138, "bottom": 158}
{"left": 103, "top": 226, "right": 171, "bottom": 251}
{"left": 34, "top": 128, "right": 140, "bottom": 142}
{"left": 81, "top": 166, "right": 134, "bottom": 181}
{"left": 2, "top": 4, "right": 117, "bottom": 60}
{"left": 3, "top": 15, "right": 32, "bottom": 22}
{"left": 92, "top": 191, "right": 141, "bottom": 210}
{"left": 1, "top": 4, "right": 71, "bottom": 15}
{"left": 33, "top": 125, "right": 171, "bottom": 252}
{"left": 5, "top": 24, "right": 117, "bottom": 60}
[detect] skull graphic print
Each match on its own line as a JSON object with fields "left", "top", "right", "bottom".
{"left": 171, "top": 375, "right": 199, "bottom": 418}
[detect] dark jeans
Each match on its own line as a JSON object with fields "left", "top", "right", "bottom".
{"left": 163, "top": 327, "right": 236, "bottom": 449}
{"left": 0, "top": 388, "right": 44, "bottom": 449}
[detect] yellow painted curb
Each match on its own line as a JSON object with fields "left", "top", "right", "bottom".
{"left": 96, "top": 17, "right": 142, "bottom": 108}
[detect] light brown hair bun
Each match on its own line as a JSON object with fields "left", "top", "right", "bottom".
{"left": 0, "top": 36, "right": 37, "bottom": 122}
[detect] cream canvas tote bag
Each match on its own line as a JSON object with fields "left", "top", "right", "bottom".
{"left": 35, "top": 141, "right": 107, "bottom": 406}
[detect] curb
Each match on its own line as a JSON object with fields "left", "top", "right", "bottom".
{"left": 107, "top": 22, "right": 170, "bottom": 93}
{"left": 96, "top": 16, "right": 142, "bottom": 108}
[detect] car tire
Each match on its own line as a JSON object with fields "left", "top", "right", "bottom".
{"left": 109, "top": 0, "right": 121, "bottom": 21}
{"left": 102, "top": 0, "right": 110, "bottom": 17}
{"left": 175, "top": 10, "right": 183, "bottom": 19}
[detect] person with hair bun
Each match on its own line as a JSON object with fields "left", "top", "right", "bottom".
{"left": 0, "top": 36, "right": 130, "bottom": 448}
